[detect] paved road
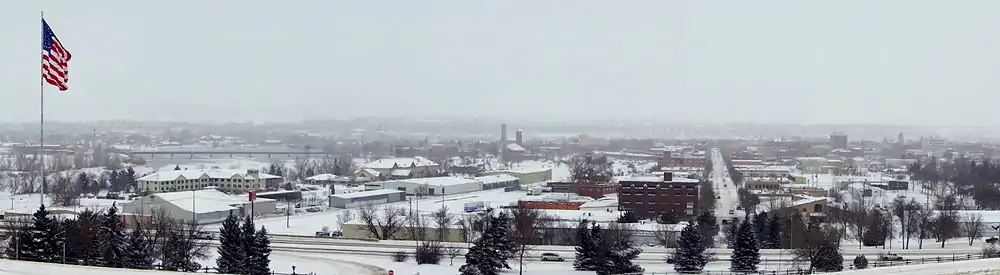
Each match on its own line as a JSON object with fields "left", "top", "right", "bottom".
{"left": 710, "top": 148, "right": 740, "bottom": 220}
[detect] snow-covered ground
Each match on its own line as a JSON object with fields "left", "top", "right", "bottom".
{"left": 831, "top": 258, "right": 1000, "bottom": 275}
{"left": 0, "top": 259, "right": 206, "bottom": 275}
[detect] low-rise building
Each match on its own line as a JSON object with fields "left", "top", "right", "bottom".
{"left": 137, "top": 169, "right": 281, "bottom": 194}
{"left": 328, "top": 189, "right": 405, "bottom": 208}
{"left": 122, "top": 189, "right": 277, "bottom": 224}
{"left": 364, "top": 176, "right": 482, "bottom": 196}
{"left": 356, "top": 157, "right": 439, "bottom": 180}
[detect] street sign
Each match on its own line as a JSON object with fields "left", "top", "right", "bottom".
{"left": 388, "top": 270, "right": 394, "bottom": 275}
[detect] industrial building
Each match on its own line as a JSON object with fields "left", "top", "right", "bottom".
{"left": 364, "top": 176, "right": 482, "bottom": 196}
{"left": 328, "top": 189, "right": 406, "bottom": 208}
{"left": 121, "top": 189, "right": 277, "bottom": 224}
{"left": 475, "top": 174, "right": 520, "bottom": 190}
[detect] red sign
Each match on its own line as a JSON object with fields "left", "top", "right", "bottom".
{"left": 388, "top": 270, "right": 394, "bottom": 275}
{"left": 248, "top": 190, "right": 256, "bottom": 202}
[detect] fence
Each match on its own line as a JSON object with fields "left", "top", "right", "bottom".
{"left": 2, "top": 255, "right": 311, "bottom": 275}
{"left": 615, "top": 252, "right": 997, "bottom": 275}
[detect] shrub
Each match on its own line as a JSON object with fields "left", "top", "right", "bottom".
{"left": 392, "top": 251, "right": 409, "bottom": 262}
{"left": 414, "top": 241, "right": 443, "bottom": 265}
{"left": 853, "top": 254, "right": 868, "bottom": 269}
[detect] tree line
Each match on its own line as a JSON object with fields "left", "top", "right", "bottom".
{"left": 3, "top": 204, "right": 204, "bottom": 271}
{"left": 2, "top": 204, "right": 273, "bottom": 274}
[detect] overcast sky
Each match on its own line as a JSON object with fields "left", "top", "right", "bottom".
{"left": 2, "top": 1, "right": 999, "bottom": 125}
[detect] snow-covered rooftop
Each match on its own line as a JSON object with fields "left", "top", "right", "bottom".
{"left": 361, "top": 157, "right": 438, "bottom": 169}
{"left": 330, "top": 189, "right": 404, "bottom": 199}
{"left": 137, "top": 169, "right": 281, "bottom": 182}
{"left": 618, "top": 175, "right": 700, "bottom": 183}
{"left": 398, "top": 176, "right": 480, "bottom": 187}
{"left": 146, "top": 189, "right": 273, "bottom": 214}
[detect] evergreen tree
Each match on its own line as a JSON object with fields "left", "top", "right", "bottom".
{"left": 459, "top": 262, "right": 484, "bottom": 275}
{"left": 240, "top": 216, "right": 258, "bottom": 273}
{"left": 174, "top": 165, "right": 181, "bottom": 171}
{"left": 600, "top": 226, "right": 643, "bottom": 275}
{"left": 696, "top": 212, "right": 719, "bottom": 248}
{"left": 5, "top": 229, "right": 32, "bottom": 260}
{"left": 852, "top": 254, "right": 868, "bottom": 269}
{"left": 764, "top": 215, "right": 782, "bottom": 249}
{"left": 725, "top": 219, "right": 740, "bottom": 248}
{"left": 249, "top": 227, "right": 272, "bottom": 275}
{"left": 573, "top": 220, "right": 598, "bottom": 271}
{"left": 487, "top": 211, "right": 516, "bottom": 261}
{"left": 673, "top": 223, "right": 708, "bottom": 273}
{"left": 26, "top": 205, "right": 62, "bottom": 262}
{"left": 656, "top": 212, "right": 679, "bottom": 224}
{"left": 813, "top": 244, "right": 844, "bottom": 272}
{"left": 459, "top": 210, "right": 511, "bottom": 275}
{"left": 216, "top": 214, "right": 244, "bottom": 273}
{"left": 730, "top": 219, "right": 760, "bottom": 272}
{"left": 752, "top": 212, "right": 769, "bottom": 245}
{"left": 617, "top": 211, "right": 639, "bottom": 223}
{"left": 122, "top": 226, "right": 153, "bottom": 269}
{"left": 98, "top": 203, "right": 125, "bottom": 267}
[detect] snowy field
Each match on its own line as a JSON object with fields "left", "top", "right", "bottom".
{"left": 0, "top": 259, "right": 205, "bottom": 275}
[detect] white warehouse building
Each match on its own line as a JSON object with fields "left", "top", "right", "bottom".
{"left": 121, "top": 189, "right": 277, "bottom": 225}
{"left": 365, "top": 176, "right": 482, "bottom": 196}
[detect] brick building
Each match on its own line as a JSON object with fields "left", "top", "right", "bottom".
{"left": 617, "top": 172, "right": 701, "bottom": 219}
{"left": 545, "top": 182, "right": 618, "bottom": 199}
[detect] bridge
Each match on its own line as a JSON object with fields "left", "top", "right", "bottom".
{"left": 122, "top": 149, "right": 331, "bottom": 158}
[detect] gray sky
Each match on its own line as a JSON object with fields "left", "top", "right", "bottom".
{"left": 2, "top": 1, "right": 999, "bottom": 125}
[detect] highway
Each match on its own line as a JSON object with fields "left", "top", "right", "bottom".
{"left": 257, "top": 234, "right": 985, "bottom": 264}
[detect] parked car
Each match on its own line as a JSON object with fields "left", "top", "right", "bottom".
{"left": 330, "top": 231, "right": 343, "bottom": 237}
{"left": 879, "top": 252, "right": 903, "bottom": 261}
{"left": 539, "top": 252, "right": 564, "bottom": 262}
{"left": 315, "top": 231, "right": 331, "bottom": 237}
{"left": 193, "top": 230, "right": 214, "bottom": 240}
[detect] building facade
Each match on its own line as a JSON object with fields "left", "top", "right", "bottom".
{"left": 137, "top": 169, "right": 281, "bottom": 194}
{"left": 328, "top": 189, "right": 406, "bottom": 208}
{"left": 617, "top": 173, "right": 700, "bottom": 219}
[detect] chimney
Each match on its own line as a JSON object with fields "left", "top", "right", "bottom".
{"left": 663, "top": 172, "right": 673, "bottom": 182}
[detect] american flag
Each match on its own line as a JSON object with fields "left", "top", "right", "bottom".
{"left": 42, "top": 19, "right": 72, "bottom": 92}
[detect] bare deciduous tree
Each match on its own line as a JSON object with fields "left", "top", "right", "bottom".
{"left": 405, "top": 210, "right": 430, "bottom": 241}
{"left": 963, "top": 213, "right": 984, "bottom": 246}
{"left": 932, "top": 191, "right": 961, "bottom": 248}
{"left": 443, "top": 245, "right": 463, "bottom": 266}
{"left": 653, "top": 223, "right": 679, "bottom": 248}
{"left": 336, "top": 208, "right": 354, "bottom": 232}
{"left": 432, "top": 206, "right": 454, "bottom": 241}
{"left": 358, "top": 204, "right": 406, "bottom": 240}
{"left": 511, "top": 206, "right": 550, "bottom": 275}
{"left": 50, "top": 172, "right": 81, "bottom": 206}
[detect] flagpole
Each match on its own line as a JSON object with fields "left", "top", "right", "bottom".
{"left": 39, "top": 10, "right": 46, "bottom": 207}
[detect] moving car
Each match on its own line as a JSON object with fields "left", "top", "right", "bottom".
{"left": 878, "top": 252, "right": 903, "bottom": 261}
{"left": 540, "top": 252, "right": 564, "bottom": 261}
